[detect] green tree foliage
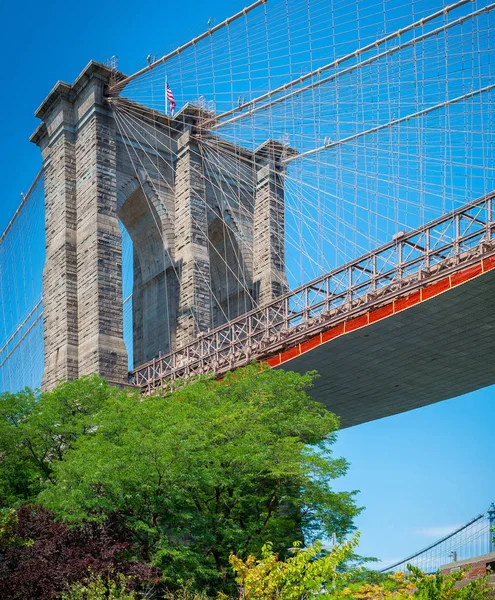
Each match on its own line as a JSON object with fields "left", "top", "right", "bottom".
{"left": 0, "top": 378, "right": 118, "bottom": 506}
{"left": 229, "top": 548, "right": 493, "bottom": 600}
{"left": 405, "top": 565, "right": 493, "bottom": 600}
{"left": 335, "top": 565, "right": 493, "bottom": 600}
{"left": 340, "top": 569, "right": 391, "bottom": 587}
{"left": 0, "top": 365, "right": 360, "bottom": 593}
{"left": 0, "top": 508, "right": 27, "bottom": 549}
{"left": 229, "top": 537, "right": 359, "bottom": 600}
{"left": 62, "top": 573, "right": 138, "bottom": 600}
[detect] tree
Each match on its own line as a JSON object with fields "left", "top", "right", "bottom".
{"left": 229, "top": 537, "right": 360, "bottom": 600}
{"left": 231, "top": 557, "right": 494, "bottom": 600}
{"left": 405, "top": 565, "right": 492, "bottom": 600}
{"left": 0, "top": 376, "right": 126, "bottom": 507}
{"left": 31, "top": 365, "right": 360, "bottom": 592}
{"left": 0, "top": 505, "right": 158, "bottom": 600}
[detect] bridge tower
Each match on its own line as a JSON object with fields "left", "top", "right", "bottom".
{"left": 489, "top": 503, "right": 495, "bottom": 553}
{"left": 30, "top": 61, "right": 289, "bottom": 389}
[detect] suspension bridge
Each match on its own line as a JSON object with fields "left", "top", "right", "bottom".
{"left": 1, "top": 0, "right": 495, "bottom": 427}
{"left": 380, "top": 504, "right": 495, "bottom": 575}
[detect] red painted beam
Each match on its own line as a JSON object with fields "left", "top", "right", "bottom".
{"left": 265, "top": 256, "right": 495, "bottom": 369}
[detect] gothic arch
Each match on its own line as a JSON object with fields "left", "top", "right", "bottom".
{"left": 116, "top": 174, "right": 177, "bottom": 366}
{"left": 208, "top": 215, "right": 253, "bottom": 328}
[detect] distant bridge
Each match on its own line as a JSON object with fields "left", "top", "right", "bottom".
{"left": 381, "top": 504, "right": 495, "bottom": 574}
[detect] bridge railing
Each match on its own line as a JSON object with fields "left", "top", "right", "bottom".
{"left": 380, "top": 504, "right": 495, "bottom": 574}
{"left": 0, "top": 169, "right": 45, "bottom": 393}
{"left": 129, "top": 192, "right": 495, "bottom": 392}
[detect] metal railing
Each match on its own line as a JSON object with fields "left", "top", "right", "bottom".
{"left": 380, "top": 504, "right": 495, "bottom": 573}
{"left": 129, "top": 192, "right": 495, "bottom": 392}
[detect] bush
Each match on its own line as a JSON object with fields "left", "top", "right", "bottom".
{"left": 335, "top": 564, "right": 492, "bottom": 600}
{"left": 0, "top": 506, "right": 159, "bottom": 600}
{"left": 229, "top": 537, "right": 359, "bottom": 600}
{"left": 62, "top": 573, "right": 138, "bottom": 600}
{"left": 0, "top": 367, "right": 360, "bottom": 594}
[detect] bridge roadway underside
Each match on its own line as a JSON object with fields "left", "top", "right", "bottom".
{"left": 276, "top": 269, "right": 495, "bottom": 428}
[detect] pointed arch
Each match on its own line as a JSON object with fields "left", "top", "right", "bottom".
{"left": 116, "top": 174, "right": 177, "bottom": 366}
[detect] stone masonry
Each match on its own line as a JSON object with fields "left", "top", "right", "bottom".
{"left": 174, "top": 125, "right": 211, "bottom": 349}
{"left": 253, "top": 141, "right": 292, "bottom": 305}
{"left": 31, "top": 61, "right": 291, "bottom": 388}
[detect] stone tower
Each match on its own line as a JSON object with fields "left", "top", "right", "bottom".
{"left": 31, "top": 62, "right": 290, "bottom": 389}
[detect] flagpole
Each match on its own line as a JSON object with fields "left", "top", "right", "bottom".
{"left": 165, "top": 75, "right": 169, "bottom": 115}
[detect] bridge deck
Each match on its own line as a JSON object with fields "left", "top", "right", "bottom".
{"left": 279, "top": 266, "right": 495, "bottom": 427}
{"left": 130, "top": 193, "right": 495, "bottom": 426}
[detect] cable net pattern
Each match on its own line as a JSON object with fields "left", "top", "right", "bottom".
{"left": 111, "top": 0, "right": 495, "bottom": 299}
{"left": 0, "top": 175, "right": 45, "bottom": 393}
{"left": 2, "top": 0, "right": 495, "bottom": 386}
{"left": 381, "top": 506, "right": 495, "bottom": 574}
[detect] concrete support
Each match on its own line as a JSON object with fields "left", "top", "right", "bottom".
{"left": 31, "top": 63, "right": 128, "bottom": 388}
{"left": 74, "top": 98, "right": 127, "bottom": 383}
{"left": 35, "top": 91, "right": 79, "bottom": 388}
{"left": 175, "top": 129, "right": 212, "bottom": 347}
{"left": 253, "top": 142, "right": 290, "bottom": 305}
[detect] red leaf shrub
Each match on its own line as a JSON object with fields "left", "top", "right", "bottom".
{"left": 0, "top": 506, "right": 160, "bottom": 600}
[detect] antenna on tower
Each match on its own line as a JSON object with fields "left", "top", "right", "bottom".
{"left": 106, "top": 55, "right": 119, "bottom": 71}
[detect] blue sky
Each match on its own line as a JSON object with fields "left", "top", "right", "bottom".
{"left": 333, "top": 390, "right": 494, "bottom": 567}
{"left": 0, "top": 0, "right": 493, "bottom": 568}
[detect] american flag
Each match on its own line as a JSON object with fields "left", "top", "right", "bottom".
{"left": 166, "top": 83, "right": 176, "bottom": 116}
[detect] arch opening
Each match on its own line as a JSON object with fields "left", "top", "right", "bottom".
{"left": 118, "top": 186, "right": 176, "bottom": 367}
{"left": 208, "top": 215, "right": 253, "bottom": 329}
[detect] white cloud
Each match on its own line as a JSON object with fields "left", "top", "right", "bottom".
{"left": 414, "top": 525, "right": 462, "bottom": 538}
{"left": 375, "top": 558, "right": 405, "bottom": 569}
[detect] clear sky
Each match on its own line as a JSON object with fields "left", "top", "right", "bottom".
{"left": 0, "top": 0, "right": 493, "bottom": 569}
